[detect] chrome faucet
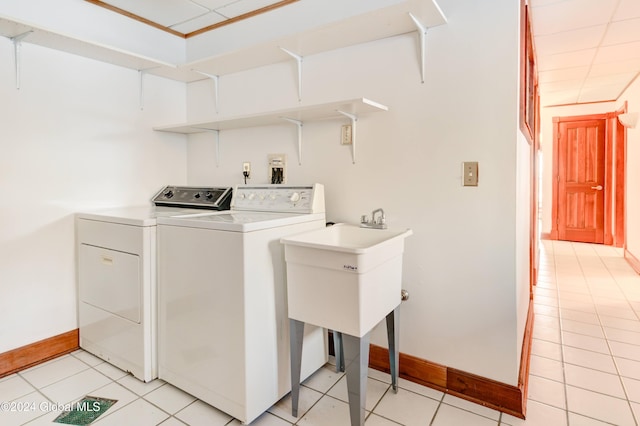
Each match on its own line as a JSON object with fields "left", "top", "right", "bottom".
{"left": 360, "top": 208, "right": 387, "bottom": 229}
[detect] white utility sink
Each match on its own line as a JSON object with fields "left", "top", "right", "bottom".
{"left": 281, "top": 223, "right": 412, "bottom": 337}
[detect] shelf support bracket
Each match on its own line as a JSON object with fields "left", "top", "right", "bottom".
{"left": 138, "top": 67, "right": 161, "bottom": 110}
{"left": 139, "top": 70, "right": 145, "bottom": 110}
{"left": 282, "top": 117, "right": 303, "bottom": 165}
{"left": 337, "top": 110, "right": 358, "bottom": 164}
{"left": 280, "top": 47, "right": 303, "bottom": 101}
{"left": 209, "top": 129, "right": 221, "bottom": 167}
{"left": 10, "top": 31, "right": 32, "bottom": 90}
{"left": 193, "top": 70, "right": 220, "bottom": 113}
{"left": 409, "top": 13, "right": 428, "bottom": 84}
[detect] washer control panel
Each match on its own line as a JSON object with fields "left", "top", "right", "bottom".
{"left": 152, "top": 186, "right": 232, "bottom": 210}
{"left": 232, "top": 184, "right": 325, "bottom": 213}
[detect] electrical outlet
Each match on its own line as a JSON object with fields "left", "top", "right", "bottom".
{"left": 243, "top": 162, "right": 251, "bottom": 178}
{"left": 463, "top": 162, "right": 478, "bottom": 186}
{"left": 268, "top": 154, "right": 287, "bottom": 184}
{"left": 341, "top": 124, "right": 353, "bottom": 145}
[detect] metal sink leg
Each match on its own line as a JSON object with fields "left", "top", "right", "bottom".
{"left": 386, "top": 307, "right": 400, "bottom": 392}
{"left": 289, "top": 319, "right": 304, "bottom": 417}
{"left": 342, "top": 332, "right": 371, "bottom": 426}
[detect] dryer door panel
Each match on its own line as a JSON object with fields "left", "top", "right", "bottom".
{"left": 79, "top": 244, "right": 141, "bottom": 323}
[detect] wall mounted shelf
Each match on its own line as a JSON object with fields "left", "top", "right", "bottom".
{"left": 153, "top": 98, "right": 388, "bottom": 164}
{"left": 1, "top": 0, "right": 446, "bottom": 86}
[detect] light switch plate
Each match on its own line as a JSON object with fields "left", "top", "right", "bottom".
{"left": 463, "top": 162, "right": 478, "bottom": 186}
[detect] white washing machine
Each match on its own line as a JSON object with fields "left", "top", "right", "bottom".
{"left": 76, "top": 186, "right": 232, "bottom": 382}
{"left": 157, "top": 184, "right": 328, "bottom": 424}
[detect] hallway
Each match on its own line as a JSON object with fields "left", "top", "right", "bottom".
{"left": 520, "top": 240, "right": 640, "bottom": 425}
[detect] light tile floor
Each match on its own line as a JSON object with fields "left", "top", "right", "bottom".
{"left": 2, "top": 240, "right": 640, "bottom": 425}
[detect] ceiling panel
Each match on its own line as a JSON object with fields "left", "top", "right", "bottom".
{"left": 529, "top": 0, "right": 616, "bottom": 35}
{"left": 613, "top": 0, "right": 640, "bottom": 21}
{"left": 590, "top": 59, "right": 640, "bottom": 76}
{"left": 531, "top": 0, "right": 640, "bottom": 106}
{"left": 536, "top": 49, "right": 596, "bottom": 72}
{"left": 170, "top": 11, "right": 226, "bottom": 33}
{"left": 594, "top": 41, "right": 640, "bottom": 63}
{"left": 103, "top": 0, "right": 209, "bottom": 27}
{"left": 534, "top": 25, "right": 607, "bottom": 56}
{"left": 215, "top": 0, "right": 284, "bottom": 19}
{"left": 602, "top": 18, "right": 640, "bottom": 45}
{"left": 538, "top": 66, "right": 590, "bottom": 83}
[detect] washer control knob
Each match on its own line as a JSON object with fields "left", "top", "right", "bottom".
{"left": 163, "top": 190, "right": 174, "bottom": 199}
{"left": 290, "top": 192, "right": 300, "bottom": 202}
{"left": 248, "top": 193, "right": 256, "bottom": 200}
{"left": 205, "top": 192, "right": 214, "bottom": 200}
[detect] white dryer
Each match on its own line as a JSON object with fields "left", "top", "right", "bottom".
{"left": 76, "top": 186, "right": 231, "bottom": 382}
{"left": 157, "top": 184, "right": 328, "bottom": 424}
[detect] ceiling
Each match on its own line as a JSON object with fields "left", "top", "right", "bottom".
{"left": 88, "top": 0, "right": 297, "bottom": 37}
{"left": 530, "top": 0, "right": 640, "bottom": 107}
{"left": 85, "top": 0, "right": 640, "bottom": 108}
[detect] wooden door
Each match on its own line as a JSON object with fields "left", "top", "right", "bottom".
{"left": 556, "top": 119, "right": 606, "bottom": 243}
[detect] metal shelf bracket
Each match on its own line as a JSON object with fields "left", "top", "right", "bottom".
{"left": 409, "top": 13, "right": 428, "bottom": 84}
{"left": 138, "top": 67, "right": 161, "bottom": 110}
{"left": 282, "top": 117, "right": 303, "bottom": 165}
{"left": 193, "top": 70, "right": 220, "bottom": 113}
{"left": 337, "top": 110, "right": 358, "bottom": 164}
{"left": 213, "top": 129, "right": 220, "bottom": 167}
{"left": 10, "top": 31, "right": 32, "bottom": 90}
{"left": 280, "top": 47, "right": 303, "bottom": 101}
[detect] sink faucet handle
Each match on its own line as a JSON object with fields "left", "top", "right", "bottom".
{"left": 361, "top": 215, "right": 369, "bottom": 224}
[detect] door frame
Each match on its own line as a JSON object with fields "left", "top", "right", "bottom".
{"left": 551, "top": 111, "right": 626, "bottom": 246}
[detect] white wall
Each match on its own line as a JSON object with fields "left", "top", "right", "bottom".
{"left": 618, "top": 77, "right": 640, "bottom": 260}
{"left": 0, "top": 41, "right": 187, "bottom": 353}
{"left": 185, "top": 0, "right": 527, "bottom": 385}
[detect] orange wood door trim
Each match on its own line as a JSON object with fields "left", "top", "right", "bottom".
{"left": 625, "top": 249, "right": 640, "bottom": 275}
{"left": 368, "top": 300, "right": 535, "bottom": 419}
{"left": 615, "top": 103, "right": 627, "bottom": 248}
{"left": 0, "top": 329, "right": 79, "bottom": 378}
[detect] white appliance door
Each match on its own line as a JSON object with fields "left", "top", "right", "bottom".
{"left": 79, "top": 244, "right": 141, "bottom": 323}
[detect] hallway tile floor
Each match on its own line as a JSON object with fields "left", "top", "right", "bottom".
{"left": 1, "top": 240, "right": 640, "bottom": 425}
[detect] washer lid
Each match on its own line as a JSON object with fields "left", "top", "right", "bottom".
{"left": 157, "top": 211, "right": 326, "bottom": 232}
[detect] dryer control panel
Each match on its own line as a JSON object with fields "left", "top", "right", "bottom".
{"left": 232, "top": 184, "right": 325, "bottom": 213}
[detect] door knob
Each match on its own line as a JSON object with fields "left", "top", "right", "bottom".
{"left": 591, "top": 185, "right": 603, "bottom": 190}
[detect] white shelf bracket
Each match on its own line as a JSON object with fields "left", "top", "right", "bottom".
{"left": 337, "top": 110, "right": 358, "bottom": 164}
{"left": 138, "top": 69, "right": 147, "bottom": 110}
{"left": 193, "top": 70, "right": 220, "bottom": 113}
{"left": 138, "top": 67, "right": 161, "bottom": 110}
{"left": 10, "top": 31, "right": 32, "bottom": 90}
{"left": 280, "top": 47, "right": 303, "bottom": 101}
{"left": 409, "top": 13, "right": 428, "bottom": 84}
{"left": 213, "top": 129, "right": 220, "bottom": 167}
{"left": 282, "top": 117, "right": 303, "bottom": 165}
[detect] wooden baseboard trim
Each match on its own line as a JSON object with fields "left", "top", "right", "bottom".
{"left": 0, "top": 329, "right": 79, "bottom": 378}
{"left": 625, "top": 248, "right": 640, "bottom": 275}
{"left": 369, "top": 301, "right": 534, "bottom": 419}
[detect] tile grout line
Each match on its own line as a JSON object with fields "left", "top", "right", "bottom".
{"left": 551, "top": 241, "right": 571, "bottom": 426}
{"left": 590, "top": 243, "right": 640, "bottom": 426}
{"left": 571, "top": 242, "right": 639, "bottom": 426}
